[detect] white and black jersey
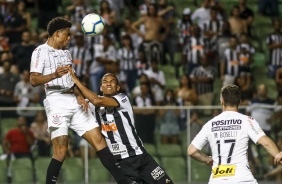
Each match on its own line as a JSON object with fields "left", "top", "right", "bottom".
{"left": 223, "top": 48, "right": 239, "bottom": 76}
{"left": 201, "top": 19, "right": 223, "bottom": 36}
{"left": 177, "top": 19, "right": 192, "bottom": 45}
{"left": 30, "top": 43, "right": 74, "bottom": 95}
{"left": 183, "top": 36, "right": 205, "bottom": 65}
{"left": 266, "top": 32, "right": 282, "bottom": 66}
{"left": 117, "top": 47, "right": 137, "bottom": 71}
{"left": 84, "top": 34, "right": 103, "bottom": 61}
{"left": 69, "top": 45, "right": 91, "bottom": 78}
{"left": 190, "top": 65, "right": 215, "bottom": 95}
{"left": 90, "top": 93, "right": 146, "bottom": 160}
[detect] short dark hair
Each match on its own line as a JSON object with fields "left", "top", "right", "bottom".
{"left": 47, "top": 17, "right": 72, "bottom": 36}
{"left": 221, "top": 84, "right": 241, "bottom": 107}
{"left": 101, "top": 73, "right": 119, "bottom": 84}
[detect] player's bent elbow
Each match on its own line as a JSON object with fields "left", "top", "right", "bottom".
{"left": 30, "top": 78, "right": 38, "bottom": 87}
{"left": 30, "top": 79, "right": 40, "bottom": 87}
{"left": 257, "top": 135, "right": 272, "bottom": 147}
{"left": 187, "top": 144, "right": 197, "bottom": 156}
{"left": 91, "top": 98, "right": 103, "bottom": 106}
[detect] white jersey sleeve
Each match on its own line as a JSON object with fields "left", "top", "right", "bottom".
{"left": 112, "top": 93, "right": 131, "bottom": 110}
{"left": 246, "top": 116, "right": 265, "bottom": 144}
{"left": 191, "top": 123, "right": 209, "bottom": 150}
{"left": 30, "top": 46, "right": 46, "bottom": 74}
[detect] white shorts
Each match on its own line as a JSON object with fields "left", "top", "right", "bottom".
{"left": 43, "top": 94, "right": 99, "bottom": 139}
{"left": 209, "top": 177, "right": 258, "bottom": 184}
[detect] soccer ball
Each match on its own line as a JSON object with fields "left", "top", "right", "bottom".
{"left": 81, "top": 13, "right": 105, "bottom": 37}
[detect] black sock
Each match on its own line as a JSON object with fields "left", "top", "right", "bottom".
{"left": 96, "top": 147, "right": 131, "bottom": 184}
{"left": 46, "top": 158, "right": 63, "bottom": 184}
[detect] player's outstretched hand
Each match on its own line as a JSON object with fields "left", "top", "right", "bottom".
{"left": 77, "top": 95, "right": 89, "bottom": 112}
{"left": 67, "top": 66, "right": 79, "bottom": 84}
{"left": 274, "top": 152, "right": 282, "bottom": 164}
{"left": 55, "top": 66, "right": 69, "bottom": 78}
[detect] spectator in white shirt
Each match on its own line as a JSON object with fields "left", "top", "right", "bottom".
{"left": 89, "top": 35, "right": 116, "bottom": 94}
{"left": 191, "top": 0, "right": 222, "bottom": 26}
{"left": 144, "top": 59, "right": 166, "bottom": 105}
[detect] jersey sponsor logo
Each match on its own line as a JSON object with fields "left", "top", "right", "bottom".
{"left": 52, "top": 114, "right": 62, "bottom": 125}
{"left": 212, "top": 119, "right": 242, "bottom": 127}
{"left": 212, "top": 165, "right": 236, "bottom": 178}
{"left": 35, "top": 48, "right": 41, "bottom": 68}
{"left": 248, "top": 119, "right": 263, "bottom": 134}
{"left": 212, "top": 125, "right": 241, "bottom": 132}
{"left": 101, "top": 123, "right": 117, "bottom": 132}
{"left": 151, "top": 166, "right": 165, "bottom": 180}
{"left": 112, "top": 143, "right": 119, "bottom": 151}
{"left": 110, "top": 143, "right": 127, "bottom": 155}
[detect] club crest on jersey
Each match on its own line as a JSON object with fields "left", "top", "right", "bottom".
{"left": 52, "top": 114, "right": 62, "bottom": 124}
{"left": 121, "top": 98, "right": 127, "bottom": 103}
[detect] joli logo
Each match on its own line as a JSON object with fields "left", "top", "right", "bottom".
{"left": 212, "top": 165, "right": 236, "bottom": 178}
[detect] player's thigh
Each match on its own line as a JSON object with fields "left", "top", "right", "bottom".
{"left": 70, "top": 107, "right": 99, "bottom": 137}
{"left": 43, "top": 98, "right": 73, "bottom": 134}
{"left": 82, "top": 127, "right": 107, "bottom": 151}
{"left": 118, "top": 157, "right": 141, "bottom": 183}
{"left": 139, "top": 153, "right": 173, "bottom": 184}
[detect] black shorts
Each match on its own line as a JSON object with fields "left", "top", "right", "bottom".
{"left": 118, "top": 152, "right": 173, "bottom": 184}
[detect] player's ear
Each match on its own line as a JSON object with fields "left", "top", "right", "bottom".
{"left": 55, "top": 30, "right": 60, "bottom": 38}
{"left": 220, "top": 97, "right": 224, "bottom": 106}
{"left": 116, "top": 84, "right": 120, "bottom": 92}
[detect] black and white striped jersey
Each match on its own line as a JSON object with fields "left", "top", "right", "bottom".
{"left": 30, "top": 43, "right": 74, "bottom": 95}
{"left": 117, "top": 47, "right": 137, "bottom": 71}
{"left": 189, "top": 65, "right": 215, "bottom": 95}
{"left": 223, "top": 48, "right": 239, "bottom": 76}
{"left": 90, "top": 93, "right": 146, "bottom": 160}
{"left": 200, "top": 19, "right": 223, "bottom": 35}
{"left": 183, "top": 36, "right": 205, "bottom": 64}
{"left": 266, "top": 33, "right": 282, "bottom": 66}
{"left": 69, "top": 45, "right": 91, "bottom": 78}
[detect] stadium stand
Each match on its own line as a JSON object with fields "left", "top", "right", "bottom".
{"left": 34, "top": 157, "right": 50, "bottom": 184}
{"left": 88, "top": 158, "right": 111, "bottom": 183}
{"left": 161, "top": 156, "right": 187, "bottom": 182}
{"left": 62, "top": 157, "right": 84, "bottom": 183}
{"left": 0, "top": 160, "right": 7, "bottom": 183}
{"left": 11, "top": 158, "right": 33, "bottom": 184}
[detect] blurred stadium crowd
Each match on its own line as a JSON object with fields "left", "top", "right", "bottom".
{"left": 1, "top": 0, "right": 282, "bottom": 183}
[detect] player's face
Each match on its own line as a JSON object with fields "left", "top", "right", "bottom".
{"left": 56, "top": 28, "right": 71, "bottom": 49}
{"left": 100, "top": 75, "right": 120, "bottom": 96}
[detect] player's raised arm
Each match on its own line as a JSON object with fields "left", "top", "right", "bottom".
{"left": 30, "top": 66, "right": 69, "bottom": 87}
{"left": 68, "top": 68, "right": 118, "bottom": 107}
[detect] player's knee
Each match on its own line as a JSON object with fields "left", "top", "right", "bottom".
{"left": 83, "top": 128, "right": 107, "bottom": 151}
{"left": 51, "top": 132, "right": 69, "bottom": 161}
